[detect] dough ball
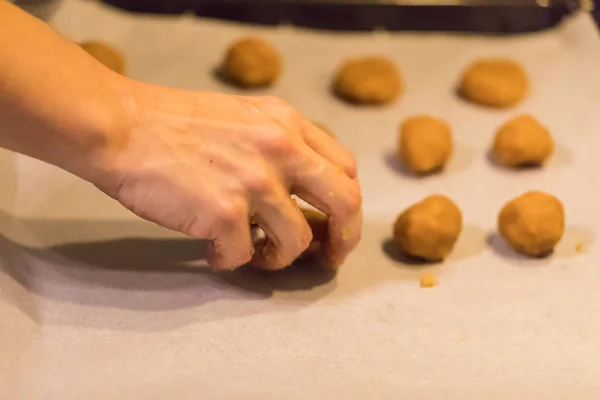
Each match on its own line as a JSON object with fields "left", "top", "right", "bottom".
{"left": 80, "top": 41, "right": 125, "bottom": 75}
{"left": 498, "top": 191, "right": 565, "bottom": 257}
{"left": 393, "top": 195, "right": 463, "bottom": 262}
{"left": 221, "top": 37, "right": 281, "bottom": 88}
{"left": 492, "top": 114, "right": 553, "bottom": 167}
{"left": 459, "top": 58, "right": 528, "bottom": 108}
{"left": 313, "top": 122, "right": 336, "bottom": 139}
{"left": 333, "top": 57, "right": 402, "bottom": 105}
{"left": 398, "top": 115, "right": 453, "bottom": 174}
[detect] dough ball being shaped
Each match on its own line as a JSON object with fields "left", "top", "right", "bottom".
{"left": 398, "top": 115, "right": 453, "bottom": 174}
{"left": 459, "top": 58, "right": 528, "bottom": 108}
{"left": 498, "top": 191, "right": 565, "bottom": 257}
{"left": 393, "top": 195, "right": 463, "bottom": 262}
{"left": 333, "top": 57, "right": 402, "bottom": 105}
{"left": 80, "top": 41, "right": 125, "bottom": 74}
{"left": 221, "top": 37, "right": 281, "bottom": 89}
{"left": 493, "top": 114, "right": 553, "bottom": 167}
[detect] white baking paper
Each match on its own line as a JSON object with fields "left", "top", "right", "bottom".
{"left": 2, "top": 1, "right": 600, "bottom": 399}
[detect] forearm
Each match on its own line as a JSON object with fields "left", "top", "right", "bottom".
{"left": 0, "top": 1, "right": 128, "bottom": 179}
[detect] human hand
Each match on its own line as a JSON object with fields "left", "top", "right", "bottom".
{"left": 89, "top": 81, "right": 362, "bottom": 271}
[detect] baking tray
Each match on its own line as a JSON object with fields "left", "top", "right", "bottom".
{"left": 4, "top": 0, "right": 600, "bottom": 397}
{"left": 100, "top": 0, "right": 585, "bottom": 32}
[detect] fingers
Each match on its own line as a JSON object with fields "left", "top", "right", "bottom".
{"left": 301, "top": 119, "right": 358, "bottom": 179}
{"left": 205, "top": 203, "right": 255, "bottom": 271}
{"left": 290, "top": 145, "right": 363, "bottom": 269}
{"left": 201, "top": 95, "right": 361, "bottom": 271}
{"left": 250, "top": 187, "right": 313, "bottom": 270}
{"left": 247, "top": 95, "right": 357, "bottom": 180}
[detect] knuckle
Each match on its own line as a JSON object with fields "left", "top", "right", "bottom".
{"left": 257, "top": 96, "right": 298, "bottom": 122}
{"left": 260, "top": 124, "right": 297, "bottom": 156}
{"left": 216, "top": 200, "right": 247, "bottom": 225}
{"left": 340, "top": 184, "right": 362, "bottom": 215}
{"left": 279, "top": 103, "right": 299, "bottom": 121}
{"left": 187, "top": 217, "right": 209, "bottom": 239}
{"left": 243, "top": 165, "right": 273, "bottom": 194}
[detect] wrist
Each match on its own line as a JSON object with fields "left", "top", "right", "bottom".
{"left": 60, "top": 74, "right": 135, "bottom": 188}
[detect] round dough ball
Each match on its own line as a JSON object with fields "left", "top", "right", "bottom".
{"left": 498, "top": 191, "right": 565, "bottom": 257}
{"left": 80, "top": 41, "right": 125, "bottom": 75}
{"left": 313, "top": 122, "right": 336, "bottom": 139}
{"left": 492, "top": 114, "right": 553, "bottom": 167}
{"left": 221, "top": 37, "right": 281, "bottom": 89}
{"left": 459, "top": 58, "right": 528, "bottom": 108}
{"left": 333, "top": 57, "right": 402, "bottom": 105}
{"left": 393, "top": 195, "right": 463, "bottom": 262}
{"left": 398, "top": 115, "right": 453, "bottom": 174}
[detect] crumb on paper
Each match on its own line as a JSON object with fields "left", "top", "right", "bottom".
{"left": 420, "top": 273, "right": 438, "bottom": 288}
{"left": 576, "top": 242, "right": 585, "bottom": 253}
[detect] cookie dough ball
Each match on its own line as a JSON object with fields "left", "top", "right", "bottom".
{"left": 333, "top": 57, "right": 402, "bottom": 105}
{"left": 498, "top": 191, "right": 565, "bottom": 257}
{"left": 398, "top": 115, "right": 453, "bottom": 174}
{"left": 459, "top": 58, "right": 528, "bottom": 108}
{"left": 221, "top": 37, "right": 281, "bottom": 89}
{"left": 393, "top": 195, "right": 463, "bottom": 261}
{"left": 79, "top": 41, "right": 125, "bottom": 75}
{"left": 492, "top": 114, "right": 553, "bottom": 167}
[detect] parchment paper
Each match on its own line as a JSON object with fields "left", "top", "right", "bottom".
{"left": 2, "top": 1, "right": 600, "bottom": 399}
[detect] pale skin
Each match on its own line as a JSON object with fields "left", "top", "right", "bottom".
{"left": 0, "top": 1, "right": 363, "bottom": 271}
